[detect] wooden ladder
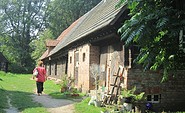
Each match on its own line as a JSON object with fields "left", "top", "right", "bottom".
{"left": 102, "top": 66, "right": 124, "bottom": 105}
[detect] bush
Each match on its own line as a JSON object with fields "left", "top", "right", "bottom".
{"left": 9, "top": 64, "right": 31, "bottom": 74}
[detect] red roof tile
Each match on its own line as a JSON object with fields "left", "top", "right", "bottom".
{"left": 45, "top": 40, "right": 59, "bottom": 47}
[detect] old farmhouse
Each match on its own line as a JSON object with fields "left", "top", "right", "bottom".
{"left": 41, "top": 0, "right": 185, "bottom": 111}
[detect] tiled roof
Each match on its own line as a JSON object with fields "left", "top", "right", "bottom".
{"left": 45, "top": 40, "right": 59, "bottom": 47}
{"left": 40, "top": 16, "right": 81, "bottom": 60}
{"left": 56, "top": 18, "right": 80, "bottom": 41}
{"left": 48, "top": 0, "right": 126, "bottom": 57}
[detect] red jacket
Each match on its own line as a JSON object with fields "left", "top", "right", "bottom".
{"left": 33, "top": 66, "right": 46, "bottom": 82}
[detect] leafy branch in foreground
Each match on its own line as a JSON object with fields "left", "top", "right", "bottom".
{"left": 118, "top": 0, "right": 185, "bottom": 81}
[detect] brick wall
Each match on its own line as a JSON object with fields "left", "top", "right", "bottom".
{"left": 50, "top": 62, "right": 56, "bottom": 77}
{"left": 68, "top": 44, "right": 91, "bottom": 92}
{"left": 78, "top": 44, "right": 90, "bottom": 92}
{"left": 68, "top": 50, "right": 75, "bottom": 78}
{"left": 161, "top": 72, "right": 185, "bottom": 111}
{"left": 67, "top": 44, "right": 101, "bottom": 92}
{"left": 126, "top": 69, "right": 185, "bottom": 111}
{"left": 56, "top": 59, "right": 67, "bottom": 79}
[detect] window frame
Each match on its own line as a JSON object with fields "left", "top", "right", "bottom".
{"left": 82, "top": 53, "right": 86, "bottom": 62}
{"left": 70, "top": 56, "right": 72, "bottom": 64}
{"left": 147, "top": 94, "right": 161, "bottom": 103}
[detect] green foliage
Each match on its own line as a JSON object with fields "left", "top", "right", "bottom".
{"left": 0, "top": 72, "right": 48, "bottom": 112}
{"left": 0, "top": 35, "right": 34, "bottom": 73}
{"left": 0, "top": 71, "right": 6, "bottom": 76}
{"left": 0, "top": 0, "right": 50, "bottom": 73}
{"left": 121, "top": 87, "right": 145, "bottom": 102}
{"left": 0, "top": 89, "right": 9, "bottom": 113}
{"left": 30, "top": 29, "right": 54, "bottom": 63}
{"left": 0, "top": 0, "right": 101, "bottom": 73}
{"left": 9, "top": 63, "right": 34, "bottom": 74}
{"left": 118, "top": 0, "right": 185, "bottom": 80}
{"left": 60, "top": 74, "right": 68, "bottom": 88}
{"left": 46, "top": 0, "right": 101, "bottom": 38}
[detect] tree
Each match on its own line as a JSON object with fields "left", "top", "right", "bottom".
{"left": 0, "top": 0, "right": 50, "bottom": 73}
{"left": 0, "top": 0, "right": 101, "bottom": 73}
{"left": 30, "top": 29, "right": 54, "bottom": 63}
{"left": 118, "top": 0, "right": 185, "bottom": 81}
{"left": 45, "top": 0, "right": 101, "bottom": 38}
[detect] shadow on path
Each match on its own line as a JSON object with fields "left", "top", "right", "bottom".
{"left": 0, "top": 89, "right": 75, "bottom": 113}
{"left": 31, "top": 94, "right": 75, "bottom": 113}
{"left": 0, "top": 89, "right": 45, "bottom": 113}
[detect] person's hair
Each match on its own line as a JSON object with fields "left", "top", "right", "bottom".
{"left": 38, "top": 61, "right": 43, "bottom": 67}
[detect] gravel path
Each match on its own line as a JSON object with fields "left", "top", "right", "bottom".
{"left": 31, "top": 94, "right": 75, "bottom": 113}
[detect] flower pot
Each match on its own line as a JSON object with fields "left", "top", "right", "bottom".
{"left": 61, "top": 87, "right": 67, "bottom": 93}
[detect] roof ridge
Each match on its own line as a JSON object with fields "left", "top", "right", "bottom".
{"left": 46, "top": 0, "right": 128, "bottom": 58}
{"left": 64, "top": 0, "right": 104, "bottom": 37}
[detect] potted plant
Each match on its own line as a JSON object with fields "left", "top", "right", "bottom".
{"left": 120, "top": 87, "right": 145, "bottom": 112}
{"left": 121, "top": 87, "right": 145, "bottom": 103}
{"left": 60, "top": 75, "right": 68, "bottom": 93}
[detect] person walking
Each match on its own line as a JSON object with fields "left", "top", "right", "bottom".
{"left": 33, "top": 61, "right": 47, "bottom": 96}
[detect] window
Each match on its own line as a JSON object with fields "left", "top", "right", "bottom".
{"left": 83, "top": 53, "right": 85, "bottom": 62}
{"left": 154, "top": 95, "right": 159, "bottom": 101}
{"left": 70, "top": 56, "right": 72, "bottom": 63}
{"left": 147, "top": 95, "right": 152, "bottom": 101}
{"left": 75, "top": 51, "right": 79, "bottom": 67}
{"left": 147, "top": 94, "right": 161, "bottom": 103}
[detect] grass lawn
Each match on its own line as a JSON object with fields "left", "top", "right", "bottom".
{"left": 0, "top": 71, "right": 50, "bottom": 113}
{"left": 2, "top": 71, "right": 185, "bottom": 113}
{"left": 1, "top": 71, "right": 185, "bottom": 113}
{"left": 74, "top": 97, "right": 106, "bottom": 113}
{"left": 0, "top": 71, "right": 105, "bottom": 113}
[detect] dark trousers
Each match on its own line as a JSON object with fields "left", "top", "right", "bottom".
{"left": 36, "top": 82, "right": 44, "bottom": 94}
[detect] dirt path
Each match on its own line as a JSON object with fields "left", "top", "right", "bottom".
{"left": 31, "top": 94, "right": 75, "bottom": 113}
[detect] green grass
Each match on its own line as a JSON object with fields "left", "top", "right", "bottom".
{"left": 0, "top": 71, "right": 48, "bottom": 113}
{"left": 44, "top": 80, "right": 86, "bottom": 100}
{"left": 44, "top": 80, "right": 61, "bottom": 95}
{"left": 0, "top": 71, "right": 102, "bottom": 113}
{"left": 48, "top": 91, "right": 85, "bottom": 100}
{"left": 0, "top": 71, "right": 112, "bottom": 113}
{"left": 0, "top": 89, "right": 8, "bottom": 113}
{"left": 74, "top": 97, "right": 106, "bottom": 113}
{"left": 1, "top": 71, "right": 185, "bottom": 113}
